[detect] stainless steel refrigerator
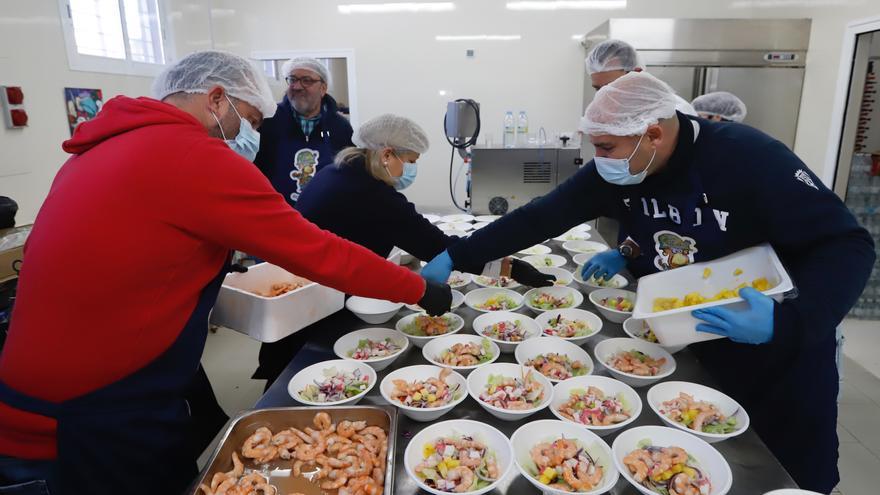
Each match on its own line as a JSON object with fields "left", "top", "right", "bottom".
{"left": 581, "top": 18, "right": 811, "bottom": 149}
{"left": 831, "top": 29, "right": 880, "bottom": 319}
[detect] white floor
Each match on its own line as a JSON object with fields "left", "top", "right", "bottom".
{"left": 201, "top": 319, "right": 880, "bottom": 494}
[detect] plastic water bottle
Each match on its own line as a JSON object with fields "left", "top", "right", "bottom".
{"left": 517, "top": 111, "right": 529, "bottom": 146}
{"left": 503, "top": 111, "right": 515, "bottom": 148}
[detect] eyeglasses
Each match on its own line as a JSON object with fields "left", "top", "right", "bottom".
{"left": 285, "top": 76, "right": 322, "bottom": 88}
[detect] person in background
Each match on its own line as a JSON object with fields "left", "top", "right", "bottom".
{"left": 422, "top": 72, "right": 875, "bottom": 494}
{"left": 255, "top": 57, "right": 354, "bottom": 206}
{"left": 0, "top": 50, "right": 450, "bottom": 495}
{"left": 0, "top": 197, "right": 16, "bottom": 230}
{"left": 692, "top": 91, "right": 748, "bottom": 123}
{"left": 254, "top": 114, "right": 552, "bottom": 387}
{"left": 584, "top": 38, "right": 698, "bottom": 116}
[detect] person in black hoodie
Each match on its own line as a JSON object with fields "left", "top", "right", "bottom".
{"left": 422, "top": 72, "right": 875, "bottom": 494}
{"left": 254, "top": 57, "right": 354, "bottom": 206}
{"left": 254, "top": 114, "right": 550, "bottom": 387}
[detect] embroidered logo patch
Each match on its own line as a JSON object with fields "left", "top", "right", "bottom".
{"left": 653, "top": 230, "right": 698, "bottom": 271}
{"left": 794, "top": 169, "right": 818, "bottom": 190}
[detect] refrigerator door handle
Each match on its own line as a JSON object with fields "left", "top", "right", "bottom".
{"left": 704, "top": 67, "right": 720, "bottom": 93}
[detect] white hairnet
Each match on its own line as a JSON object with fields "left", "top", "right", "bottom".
{"left": 152, "top": 50, "right": 276, "bottom": 118}
{"left": 692, "top": 91, "right": 747, "bottom": 122}
{"left": 586, "top": 39, "right": 643, "bottom": 75}
{"left": 580, "top": 72, "right": 678, "bottom": 136}
{"left": 281, "top": 57, "right": 330, "bottom": 84}
{"left": 354, "top": 114, "right": 430, "bottom": 154}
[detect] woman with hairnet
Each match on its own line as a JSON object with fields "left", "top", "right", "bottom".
{"left": 0, "top": 51, "right": 451, "bottom": 495}
{"left": 692, "top": 91, "right": 748, "bottom": 123}
{"left": 255, "top": 114, "right": 552, "bottom": 386}
{"left": 423, "top": 71, "right": 875, "bottom": 493}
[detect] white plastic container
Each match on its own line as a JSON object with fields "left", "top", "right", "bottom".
{"left": 632, "top": 243, "right": 794, "bottom": 347}
{"left": 211, "top": 262, "right": 344, "bottom": 343}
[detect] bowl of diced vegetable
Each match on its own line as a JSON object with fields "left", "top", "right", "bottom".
{"left": 472, "top": 274, "right": 521, "bottom": 290}
{"left": 535, "top": 308, "right": 603, "bottom": 346}
{"left": 287, "top": 359, "right": 376, "bottom": 406}
{"left": 647, "top": 381, "right": 749, "bottom": 444}
{"left": 594, "top": 338, "right": 676, "bottom": 388}
{"left": 396, "top": 312, "right": 465, "bottom": 348}
{"left": 472, "top": 311, "right": 541, "bottom": 354}
{"left": 510, "top": 419, "right": 618, "bottom": 495}
{"left": 574, "top": 268, "right": 629, "bottom": 296}
{"left": 537, "top": 266, "right": 574, "bottom": 287}
{"left": 515, "top": 336, "right": 594, "bottom": 383}
{"left": 464, "top": 288, "right": 524, "bottom": 313}
{"left": 552, "top": 229, "right": 592, "bottom": 243}
{"left": 622, "top": 318, "right": 686, "bottom": 354}
{"left": 422, "top": 334, "right": 500, "bottom": 376}
{"left": 522, "top": 253, "right": 568, "bottom": 268}
{"left": 588, "top": 288, "right": 636, "bottom": 323}
{"left": 523, "top": 286, "right": 584, "bottom": 314}
{"left": 380, "top": 364, "right": 468, "bottom": 422}
{"left": 550, "top": 375, "right": 642, "bottom": 437}
{"left": 333, "top": 327, "right": 409, "bottom": 371}
{"left": 467, "top": 363, "right": 554, "bottom": 421}
{"left": 562, "top": 240, "right": 609, "bottom": 259}
{"left": 517, "top": 244, "right": 552, "bottom": 256}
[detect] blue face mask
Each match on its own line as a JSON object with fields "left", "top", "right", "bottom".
{"left": 212, "top": 95, "right": 261, "bottom": 162}
{"left": 386, "top": 153, "right": 418, "bottom": 190}
{"left": 594, "top": 133, "right": 656, "bottom": 186}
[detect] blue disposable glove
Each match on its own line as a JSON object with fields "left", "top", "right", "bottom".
{"left": 422, "top": 250, "right": 454, "bottom": 285}
{"left": 580, "top": 250, "right": 627, "bottom": 282}
{"left": 692, "top": 287, "right": 774, "bottom": 344}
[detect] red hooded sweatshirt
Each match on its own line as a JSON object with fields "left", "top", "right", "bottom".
{"left": 0, "top": 96, "right": 426, "bottom": 459}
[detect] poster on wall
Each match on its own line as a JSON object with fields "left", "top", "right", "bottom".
{"left": 64, "top": 87, "right": 103, "bottom": 136}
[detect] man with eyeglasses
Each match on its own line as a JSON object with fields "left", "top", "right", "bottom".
{"left": 254, "top": 57, "right": 354, "bottom": 207}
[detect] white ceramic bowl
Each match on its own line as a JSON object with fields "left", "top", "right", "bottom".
{"left": 396, "top": 312, "right": 465, "bottom": 348}
{"left": 472, "top": 222, "right": 491, "bottom": 230}
{"left": 574, "top": 269, "right": 630, "bottom": 296}
{"left": 523, "top": 253, "right": 568, "bottom": 268}
{"left": 538, "top": 266, "right": 574, "bottom": 287}
{"left": 467, "top": 362, "right": 553, "bottom": 421}
{"left": 612, "top": 425, "right": 732, "bottom": 495}
{"left": 622, "top": 318, "right": 686, "bottom": 354}
{"left": 438, "top": 221, "right": 474, "bottom": 232}
{"left": 404, "top": 419, "right": 513, "bottom": 495}
{"left": 287, "top": 359, "right": 377, "bottom": 406}
{"left": 647, "top": 381, "right": 750, "bottom": 444}
{"left": 422, "top": 213, "right": 442, "bottom": 224}
{"left": 523, "top": 286, "right": 585, "bottom": 314}
{"left": 594, "top": 338, "right": 677, "bottom": 388}
{"left": 535, "top": 308, "right": 603, "bottom": 346}
{"left": 510, "top": 419, "right": 619, "bottom": 495}
{"left": 345, "top": 296, "right": 404, "bottom": 324}
{"left": 562, "top": 240, "right": 609, "bottom": 259}
{"left": 550, "top": 375, "right": 642, "bottom": 437}
{"left": 464, "top": 288, "right": 524, "bottom": 313}
{"left": 445, "top": 229, "right": 469, "bottom": 238}
{"left": 380, "top": 365, "right": 467, "bottom": 422}
{"left": 573, "top": 252, "right": 604, "bottom": 266}
{"left": 407, "top": 289, "right": 465, "bottom": 312}
{"left": 472, "top": 275, "right": 521, "bottom": 290}
{"left": 553, "top": 230, "right": 592, "bottom": 243}
{"left": 448, "top": 271, "right": 473, "bottom": 289}
{"left": 441, "top": 214, "right": 476, "bottom": 224}
{"left": 422, "top": 334, "right": 501, "bottom": 376}
{"left": 588, "top": 288, "right": 637, "bottom": 324}
{"left": 474, "top": 215, "right": 501, "bottom": 222}
{"left": 472, "top": 311, "right": 541, "bottom": 354}
{"left": 333, "top": 327, "right": 409, "bottom": 371}
{"left": 517, "top": 244, "right": 552, "bottom": 256}
{"left": 515, "top": 336, "right": 594, "bottom": 383}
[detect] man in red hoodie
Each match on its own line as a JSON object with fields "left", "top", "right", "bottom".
{"left": 0, "top": 51, "right": 450, "bottom": 495}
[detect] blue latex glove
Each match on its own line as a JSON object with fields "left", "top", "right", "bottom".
{"left": 422, "top": 250, "right": 454, "bottom": 285}
{"left": 692, "top": 287, "right": 774, "bottom": 344}
{"left": 580, "top": 250, "right": 627, "bottom": 282}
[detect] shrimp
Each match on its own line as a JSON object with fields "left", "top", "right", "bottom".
{"left": 337, "top": 420, "right": 366, "bottom": 438}
{"left": 447, "top": 466, "right": 475, "bottom": 493}
{"left": 671, "top": 472, "right": 700, "bottom": 495}
{"left": 252, "top": 485, "right": 276, "bottom": 495}
{"left": 666, "top": 446, "right": 689, "bottom": 465}
{"left": 271, "top": 429, "right": 302, "bottom": 460}
{"left": 692, "top": 411, "right": 712, "bottom": 432}
{"left": 292, "top": 460, "right": 304, "bottom": 477}
{"left": 602, "top": 413, "right": 631, "bottom": 425}
{"left": 458, "top": 447, "right": 483, "bottom": 467}
{"left": 530, "top": 443, "right": 552, "bottom": 470}
{"left": 294, "top": 434, "right": 326, "bottom": 461}
{"left": 458, "top": 354, "right": 478, "bottom": 366}
{"left": 238, "top": 473, "right": 268, "bottom": 491}
{"left": 623, "top": 450, "right": 652, "bottom": 482}
{"left": 212, "top": 477, "right": 238, "bottom": 495}
{"left": 242, "top": 427, "right": 278, "bottom": 464}
{"left": 313, "top": 411, "right": 332, "bottom": 431}
{"left": 320, "top": 469, "right": 348, "bottom": 490}
{"left": 485, "top": 456, "right": 500, "bottom": 480}
{"left": 198, "top": 484, "right": 214, "bottom": 495}
{"left": 372, "top": 467, "right": 385, "bottom": 485}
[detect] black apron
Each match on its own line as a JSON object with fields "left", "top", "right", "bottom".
{"left": 0, "top": 259, "right": 230, "bottom": 495}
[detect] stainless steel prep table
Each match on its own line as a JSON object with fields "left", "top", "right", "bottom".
{"left": 254, "top": 241, "right": 799, "bottom": 494}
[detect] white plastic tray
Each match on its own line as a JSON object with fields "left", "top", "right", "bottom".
{"left": 632, "top": 243, "right": 794, "bottom": 347}
{"left": 210, "top": 262, "right": 344, "bottom": 343}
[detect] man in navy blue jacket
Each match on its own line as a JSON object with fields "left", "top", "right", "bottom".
{"left": 254, "top": 57, "right": 353, "bottom": 206}
{"left": 423, "top": 72, "right": 875, "bottom": 493}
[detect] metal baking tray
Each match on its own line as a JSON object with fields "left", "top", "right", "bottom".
{"left": 190, "top": 406, "right": 398, "bottom": 494}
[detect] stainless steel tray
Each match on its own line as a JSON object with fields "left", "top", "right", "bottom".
{"left": 190, "top": 406, "right": 398, "bottom": 494}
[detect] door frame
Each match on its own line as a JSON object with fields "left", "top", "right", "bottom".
{"left": 251, "top": 49, "right": 359, "bottom": 128}
{"left": 823, "top": 15, "right": 880, "bottom": 188}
